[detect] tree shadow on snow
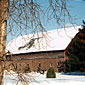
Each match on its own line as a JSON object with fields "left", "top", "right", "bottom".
{"left": 61, "top": 72, "right": 85, "bottom": 76}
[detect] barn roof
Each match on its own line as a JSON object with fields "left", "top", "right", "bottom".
{"left": 6, "top": 26, "right": 81, "bottom": 54}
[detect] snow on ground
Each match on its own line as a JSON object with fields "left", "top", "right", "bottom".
{"left": 3, "top": 70, "right": 85, "bottom": 85}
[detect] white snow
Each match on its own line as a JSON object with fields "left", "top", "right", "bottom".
{"left": 3, "top": 70, "right": 85, "bottom": 85}
{"left": 6, "top": 26, "right": 81, "bottom": 54}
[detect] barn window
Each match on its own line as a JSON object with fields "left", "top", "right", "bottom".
{"left": 6, "top": 56, "right": 11, "bottom": 60}
{"left": 38, "top": 62, "right": 41, "bottom": 67}
{"left": 37, "top": 62, "right": 41, "bottom": 73}
{"left": 57, "top": 56, "right": 64, "bottom": 58}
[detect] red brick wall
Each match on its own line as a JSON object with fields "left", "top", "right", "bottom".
{"left": 5, "top": 51, "right": 64, "bottom": 72}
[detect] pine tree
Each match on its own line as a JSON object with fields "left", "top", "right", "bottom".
{"left": 46, "top": 64, "right": 56, "bottom": 78}
{"left": 67, "top": 24, "right": 85, "bottom": 72}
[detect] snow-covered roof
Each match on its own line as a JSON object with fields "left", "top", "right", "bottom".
{"left": 6, "top": 26, "right": 81, "bottom": 54}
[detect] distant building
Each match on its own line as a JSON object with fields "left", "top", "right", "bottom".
{"left": 5, "top": 26, "right": 80, "bottom": 72}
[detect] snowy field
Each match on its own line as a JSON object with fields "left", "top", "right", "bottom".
{"left": 3, "top": 70, "right": 85, "bottom": 85}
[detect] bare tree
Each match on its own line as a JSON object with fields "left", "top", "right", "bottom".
{"left": 0, "top": 0, "right": 9, "bottom": 84}
{"left": 0, "top": 0, "right": 74, "bottom": 85}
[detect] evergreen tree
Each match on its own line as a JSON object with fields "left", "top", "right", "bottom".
{"left": 46, "top": 64, "right": 56, "bottom": 78}
{"left": 67, "top": 24, "right": 85, "bottom": 72}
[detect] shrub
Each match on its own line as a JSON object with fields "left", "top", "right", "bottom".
{"left": 46, "top": 66, "right": 56, "bottom": 78}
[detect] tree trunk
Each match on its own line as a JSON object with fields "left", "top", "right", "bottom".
{"left": 0, "top": 0, "right": 9, "bottom": 85}
{"left": 0, "top": 61, "right": 4, "bottom": 85}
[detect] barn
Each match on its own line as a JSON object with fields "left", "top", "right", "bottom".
{"left": 5, "top": 26, "right": 80, "bottom": 73}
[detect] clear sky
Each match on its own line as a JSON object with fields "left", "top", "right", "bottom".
{"left": 6, "top": 0, "right": 85, "bottom": 44}
{"left": 67, "top": 0, "right": 85, "bottom": 25}
{"left": 41, "top": 0, "right": 85, "bottom": 30}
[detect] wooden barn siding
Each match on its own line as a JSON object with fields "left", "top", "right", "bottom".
{"left": 5, "top": 51, "right": 64, "bottom": 72}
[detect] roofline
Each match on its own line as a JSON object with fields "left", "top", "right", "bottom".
{"left": 7, "top": 49, "right": 65, "bottom": 56}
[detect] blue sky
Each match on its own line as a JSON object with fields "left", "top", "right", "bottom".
{"left": 67, "top": 0, "right": 85, "bottom": 25}
{"left": 7, "top": 0, "right": 85, "bottom": 44}
{"left": 42, "top": 0, "right": 85, "bottom": 30}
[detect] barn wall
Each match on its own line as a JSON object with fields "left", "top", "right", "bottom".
{"left": 5, "top": 51, "right": 64, "bottom": 72}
